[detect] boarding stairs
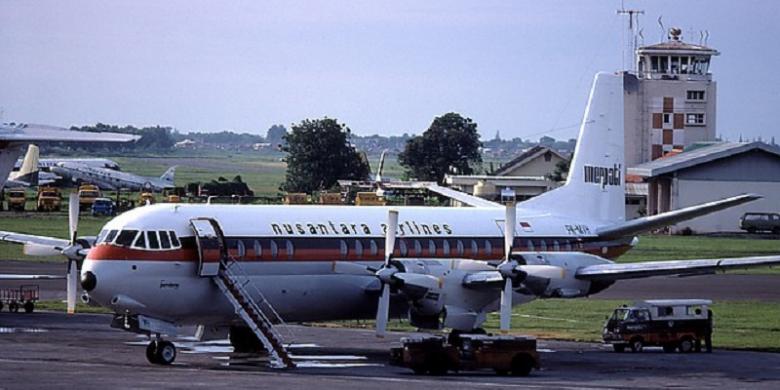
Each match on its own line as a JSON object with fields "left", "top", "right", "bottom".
{"left": 189, "top": 217, "right": 295, "bottom": 369}
{"left": 214, "top": 259, "right": 296, "bottom": 368}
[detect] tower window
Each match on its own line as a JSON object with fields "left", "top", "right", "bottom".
{"left": 686, "top": 113, "right": 705, "bottom": 125}
{"left": 686, "top": 90, "right": 705, "bottom": 101}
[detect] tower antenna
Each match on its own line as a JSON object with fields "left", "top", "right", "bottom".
{"left": 617, "top": 5, "right": 644, "bottom": 72}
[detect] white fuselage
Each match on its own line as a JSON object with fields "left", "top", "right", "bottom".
{"left": 81, "top": 203, "right": 627, "bottom": 328}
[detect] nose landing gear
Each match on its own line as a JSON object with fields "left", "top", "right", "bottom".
{"left": 146, "top": 339, "right": 176, "bottom": 365}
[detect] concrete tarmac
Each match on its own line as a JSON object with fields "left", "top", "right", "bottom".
{"left": 1, "top": 312, "right": 779, "bottom": 389}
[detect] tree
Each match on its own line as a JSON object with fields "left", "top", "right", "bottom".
{"left": 398, "top": 113, "right": 482, "bottom": 183}
{"left": 281, "top": 118, "right": 370, "bottom": 193}
{"left": 266, "top": 124, "right": 288, "bottom": 147}
{"left": 547, "top": 158, "right": 571, "bottom": 182}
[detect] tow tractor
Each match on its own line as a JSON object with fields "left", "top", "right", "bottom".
{"left": 390, "top": 333, "right": 540, "bottom": 376}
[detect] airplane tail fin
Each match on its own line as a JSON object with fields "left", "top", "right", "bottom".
{"left": 14, "top": 144, "right": 40, "bottom": 186}
{"left": 375, "top": 150, "right": 387, "bottom": 183}
{"left": 520, "top": 72, "right": 625, "bottom": 222}
{"left": 160, "top": 166, "right": 176, "bottom": 184}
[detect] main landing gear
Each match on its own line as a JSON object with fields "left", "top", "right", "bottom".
{"left": 146, "top": 338, "right": 177, "bottom": 365}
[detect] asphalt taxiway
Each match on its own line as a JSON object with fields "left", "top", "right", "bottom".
{"left": 1, "top": 311, "right": 779, "bottom": 389}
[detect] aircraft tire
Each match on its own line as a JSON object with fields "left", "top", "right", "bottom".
{"left": 146, "top": 341, "right": 160, "bottom": 364}
{"left": 155, "top": 340, "right": 176, "bottom": 365}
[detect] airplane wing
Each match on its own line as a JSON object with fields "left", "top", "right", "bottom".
{"left": 0, "top": 274, "right": 65, "bottom": 280}
{"left": 418, "top": 183, "right": 502, "bottom": 208}
{"left": 0, "top": 124, "right": 139, "bottom": 143}
{"left": 0, "top": 231, "right": 71, "bottom": 250}
{"left": 575, "top": 255, "right": 780, "bottom": 281}
{"left": 595, "top": 193, "right": 761, "bottom": 239}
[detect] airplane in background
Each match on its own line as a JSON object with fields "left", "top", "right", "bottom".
{"left": 1, "top": 73, "right": 778, "bottom": 368}
{"left": 51, "top": 163, "right": 176, "bottom": 191}
{"left": 0, "top": 123, "right": 138, "bottom": 191}
{"left": 5, "top": 145, "right": 61, "bottom": 187}
{"left": 14, "top": 157, "right": 121, "bottom": 171}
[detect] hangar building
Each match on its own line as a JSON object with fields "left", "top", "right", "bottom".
{"left": 628, "top": 142, "right": 780, "bottom": 233}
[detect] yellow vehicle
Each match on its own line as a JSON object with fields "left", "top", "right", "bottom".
{"left": 139, "top": 192, "right": 156, "bottom": 205}
{"left": 165, "top": 194, "right": 181, "bottom": 203}
{"left": 6, "top": 188, "right": 27, "bottom": 211}
{"left": 355, "top": 192, "right": 385, "bottom": 206}
{"left": 283, "top": 193, "right": 308, "bottom": 205}
{"left": 319, "top": 192, "right": 343, "bottom": 205}
{"left": 78, "top": 184, "right": 102, "bottom": 210}
{"left": 36, "top": 187, "right": 62, "bottom": 212}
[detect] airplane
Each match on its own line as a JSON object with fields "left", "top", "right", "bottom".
{"left": 5, "top": 145, "right": 60, "bottom": 187}
{"left": 0, "top": 123, "right": 138, "bottom": 191}
{"left": 1, "top": 73, "right": 778, "bottom": 368}
{"left": 14, "top": 157, "right": 121, "bottom": 171}
{"left": 50, "top": 162, "right": 176, "bottom": 191}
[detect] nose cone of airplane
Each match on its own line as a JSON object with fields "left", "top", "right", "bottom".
{"left": 81, "top": 270, "right": 97, "bottom": 291}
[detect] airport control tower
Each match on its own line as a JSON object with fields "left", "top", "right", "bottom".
{"left": 623, "top": 28, "right": 720, "bottom": 166}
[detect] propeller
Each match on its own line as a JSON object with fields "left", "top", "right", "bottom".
{"left": 66, "top": 192, "right": 80, "bottom": 314}
{"left": 498, "top": 201, "right": 516, "bottom": 333}
{"left": 333, "top": 209, "right": 438, "bottom": 337}
{"left": 375, "top": 209, "right": 398, "bottom": 337}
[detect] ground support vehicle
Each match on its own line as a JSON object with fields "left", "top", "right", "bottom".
{"left": 739, "top": 212, "right": 780, "bottom": 234}
{"left": 390, "top": 334, "right": 539, "bottom": 376}
{"left": 91, "top": 197, "right": 116, "bottom": 216}
{"left": 138, "top": 192, "right": 156, "bottom": 205}
{"left": 0, "top": 285, "right": 39, "bottom": 313}
{"left": 36, "top": 187, "right": 62, "bottom": 212}
{"left": 603, "top": 299, "right": 713, "bottom": 353}
{"left": 6, "top": 188, "right": 27, "bottom": 211}
{"left": 78, "top": 184, "right": 101, "bottom": 210}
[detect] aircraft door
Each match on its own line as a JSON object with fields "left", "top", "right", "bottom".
{"left": 190, "top": 218, "right": 227, "bottom": 277}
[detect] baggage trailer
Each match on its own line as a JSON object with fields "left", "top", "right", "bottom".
{"left": 390, "top": 334, "right": 540, "bottom": 376}
{"left": 0, "top": 284, "right": 40, "bottom": 313}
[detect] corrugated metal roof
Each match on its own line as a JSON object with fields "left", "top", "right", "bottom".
{"left": 628, "top": 142, "right": 780, "bottom": 178}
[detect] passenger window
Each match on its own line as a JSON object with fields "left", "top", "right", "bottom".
{"left": 456, "top": 240, "right": 464, "bottom": 257}
{"left": 339, "top": 240, "right": 348, "bottom": 258}
{"left": 114, "top": 230, "right": 138, "bottom": 247}
{"left": 553, "top": 240, "right": 560, "bottom": 251}
{"left": 270, "top": 241, "right": 278, "bottom": 259}
{"left": 565, "top": 241, "right": 572, "bottom": 251}
{"left": 105, "top": 230, "right": 119, "bottom": 244}
{"left": 527, "top": 240, "right": 534, "bottom": 251}
{"left": 414, "top": 240, "right": 422, "bottom": 257}
{"left": 399, "top": 240, "right": 408, "bottom": 256}
{"left": 254, "top": 240, "right": 262, "bottom": 258}
{"left": 285, "top": 240, "right": 294, "bottom": 259}
{"left": 470, "top": 240, "right": 478, "bottom": 257}
{"left": 442, "top": 240, "right": 450, "bottom": 256}
{"left": 540, "top": 240, "right": 548, "bottom": 251}
{"left": 428, "top": 240, "right": 437, "bottom": 256}
{"left": 370, "top": 240, "right": 378, "bottom": 256}
{"left": 236, "top": 240, "right": 245, "bottom": 258}
{"left": 484, "top": 240, "right": 492, "bottom": 256}
{"left": 355, "top": 240, "right": 364, "bottom": 257}
{"left": 132, "top": 232, "right": 146, "bottom": 249}
{"left": 147, "top": 231, "right": 159, "bottom": 249}
{"left": 169, "top": 231, "right": 180, "bottom": 248}
{"left": 159, "top": 231, "right": 172, "bottom": 249}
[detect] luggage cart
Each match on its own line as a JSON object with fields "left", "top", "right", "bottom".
{"left": 0, "top": 284, "right": 40, "bottom": 313}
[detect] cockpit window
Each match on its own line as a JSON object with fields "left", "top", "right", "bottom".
{"left": 169, "top": 231, "right": 180, "bottom": 248}
{"left": 159, "top": 231, "right": 171, "bottom": 249}
{"left": 105, "top": 230, "right": 119, "bottom": 244}
{"left": 114, "top": 230, "right": 138, "bottom": 247}
{"left": 96, "top": 230, "right": 108, "bottom": 244}
{"left": 147, "top": 231, "right": 160, "bottom": 249}
{"left": 133, "top": 232, "right": 146, "bottom": 249}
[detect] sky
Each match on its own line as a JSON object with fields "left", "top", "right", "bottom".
{"left": 1, "top": 0, "right": 778, "bottom": 141}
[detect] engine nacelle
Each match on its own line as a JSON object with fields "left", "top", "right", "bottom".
{"left": 515, "top": 251, "right": 614, "bottom": 298}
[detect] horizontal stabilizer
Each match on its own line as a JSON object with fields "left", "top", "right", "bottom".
{"left": 420, "top": 183, "right": 501, "bottom": 208}
{"left": 595, "top": 193, "right": 761, "bottom": 239}
{"left": 576, "top": 255, "right": 780, "bottom": 281}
